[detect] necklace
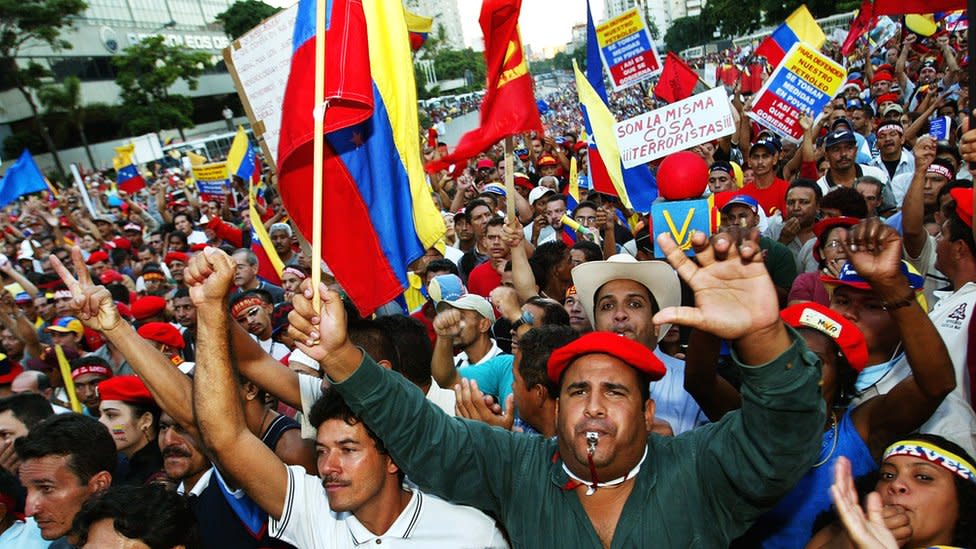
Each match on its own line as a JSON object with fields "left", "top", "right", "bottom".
{"left": 563, "top": 446, "right": 648, "bottom": 496}
{"left": 813, "top": 412, "right": 839, "bottom": 468}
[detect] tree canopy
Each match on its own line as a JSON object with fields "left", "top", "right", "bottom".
{"left": 113, "top": 36, "right": 211, "bottom": 136}
{"left": 216, "top": 0, "right": 281, "bottom": 40}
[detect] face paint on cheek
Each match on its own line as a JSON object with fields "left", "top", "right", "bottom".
{"left": 111, "top": 425, "right": 128, "bottom": 439}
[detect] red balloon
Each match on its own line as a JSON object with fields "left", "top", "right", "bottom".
{"left": 656, "top": 151, "right": 709, "bottom": 200}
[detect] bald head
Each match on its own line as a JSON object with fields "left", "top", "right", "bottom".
{"left": 11, "top": 370, "right": 51, "bottom": 398}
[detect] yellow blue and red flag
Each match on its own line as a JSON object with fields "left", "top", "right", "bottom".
{"left": 755, "top": 5, "right": 825, "bottom": 67}
{"left": 112, "top": 144, "right": 146, "bottom": 194}
{"left": 276, "top": 0, "right": 444, "bottom": 315}
{"left": 248, "top": 181, "right": 284, "bottom": 285}
{"left": 226, "top": 126, "right": 259, "bottom": 184}
{"left": 404, "top": 8, "right": 433, "bottom": 51}
{"left": 576, "top": 0, "right": 657, "bottom": 213}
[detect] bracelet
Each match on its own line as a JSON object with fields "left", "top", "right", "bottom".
{"left": 881, "top": 289, "right": 917, "bottom": 311}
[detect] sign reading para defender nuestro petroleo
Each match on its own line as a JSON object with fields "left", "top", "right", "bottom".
{"left": 748, "top": 42, "right": 846, "bottom": 142}
{"left": 615, "top": 86, "right": 735, "bottom": 169}
{"left": 596, "top": 8, "right": 662, "bottom": 91}
{"left": 191, "top": 162, "right": 230, "bottom": 196}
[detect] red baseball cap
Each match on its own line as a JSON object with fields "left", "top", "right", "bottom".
{"left": 547, "top": 332, "right": 666, "bottom": 385}
{"left": 97, "top": 375, "right": 155, "bottom": 406}
{"left": 86, "top": 251, "right": 109, "bottom": 265}
{"left": 780, "top": 302, "right": 868, "bottom": 372}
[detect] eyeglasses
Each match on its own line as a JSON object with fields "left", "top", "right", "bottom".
{"left": 824, "top": 240, "right": 845, "bottom": 249}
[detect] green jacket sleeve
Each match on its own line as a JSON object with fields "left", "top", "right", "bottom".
{"left": 331, "top": 354, "right": 539, "bottom": 516}
{"left": 695, "top": 328, "right": 825, "bottom": 539}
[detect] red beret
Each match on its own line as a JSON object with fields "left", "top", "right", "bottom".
{"left": 513, "top": 172, "right": 533, "bottom": 191}
{"left": 115, "top": 302, "right": 132, "bottom": 319}
{"left": 190, "top": 243, "right": 208, "bottom": 252}
{"left": 876, "top": 93, "right": 900, "bottom": 105}
{"left": 164, "top": 252, "right": 189, "bottom": 265}
{"left": 812, "top": 216, "right": 860, "bottom": 263}
{"left": 951, "top": 188, "right": 973, "bottom": 229}
{"left": 99, "top": 269, "right": 125, "bottom": 285}
{"left": 547, "top": 332, "right": 666, "bottom": 385}
{"left": 110, "top": 237, "right": 131, "bottom": 250}
{"left": 86, "top": 251, "right": 109, "bottom": 265}
{"left": 137, "top": 322, "right": 185, "bottom": 350}
{"left": 97, "top": 375, "right": 155, "bottom": 406}
{"left": 780, "top": 302, "right": 868, "bottom": 372}
{"left": 871, "top": 71, "right": 893, "bottom": 84}
{"left": 130, "top": 296, "right": 167, "bottom": 321}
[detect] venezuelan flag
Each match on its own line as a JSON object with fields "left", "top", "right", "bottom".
{"left": 576, "top": 0, "right": 656, "bottom": 214}
{"left": 755, "top": 5, "right": 825, "bottom": 67}
{"left": 226, "top": 126, "right": 257, "bottom": 182}
{"left": 404, "top": 8, "right": 432, "bottom": 51}
{"left": 112, "top": 144, "right": 146, "bottom": 194}
{"left": 248, "top": 181, "right": 284, "bottom": 285}
{"left": 276, "top": 0, "right": 444, "bottom": 315}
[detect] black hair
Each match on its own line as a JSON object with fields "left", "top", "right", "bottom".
{"left": 464, "top": 199, "right": 491, "bottom": 221}
{"left": 526, "top": 296, "right": 570, "bottom": 326}
{"left": 308, "top": 389, "right": 390, "bottom": 458}
{"left": 517, "top": 326, "right": 578, "bottom": 399}
{"left": 944, "top": 205, "right": 976, "bottom": 258}
{"left": 71, "top": 485, "right": 202, "bottom": 549}
{"left": 167, "top": 232, "right": 188, "bottom": 247}
{"left": 529, "top": 241, "right": 569, "bottom": 288}
{"left": 0, "top": 393, "right": 54, "bottom": 431}
{"left": 570, "top": 240, "right": 603, "bottom": 263}
{"left": 347, "top": 319, "right": 399, "bottom": 371}
{"left": 372, "top": 315, "right": 432, "bottom": 388}
{"left": 14, "top": 414, "right": 116, "bottom": 484}
{"left": 106, "top": 283, "right": 129, "bottom": 304}
{"left": 821, "top": 187, "right": 869, "bottom": 219}
{"left": 936, "top": 141, "right": 962, "bottom": 165}
{"left": 173, "top": 287, "right": 191, "bottom": 300}
{"left": 572, "top": 201, "right": 599, "bottom": 217}
{"left": 486, "top": 216, "right": 506, "bottom": 229}
{"left": 788, "top": 178, "right": 823, "bottom": 202}
{"left": 424, "top": 258, "right": 459, "bottom": 278}
{"left": 545, "top": 193, "right": 568, "bottom": 208}
{"left": 109, "top": 248, "right": 130, "bottom": 267}
{"left": 70, "top": 355, "right": 113, "bottom": 373}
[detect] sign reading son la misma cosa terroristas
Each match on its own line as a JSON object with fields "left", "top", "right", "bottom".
{"left": 748, "top": 42, "right": 846, "bottom": 142}
{"left": 615, "top": 87, "right": 735, "bottom": 169}
{"left": 596, "top": 8, "right": 662, "bottom": 91}
{"left": 191, "top": 162, "right": 230, "bottom": 197}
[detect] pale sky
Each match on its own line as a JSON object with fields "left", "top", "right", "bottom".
{"left": 264, "top": 0, "right": 606, "bottom": 57}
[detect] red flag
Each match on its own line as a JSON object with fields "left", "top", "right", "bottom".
{"left": 873, "top": 0, "right": 964, "bottom": 14}
{"left": 842, "top": 0, "right": 873, "bottom": 55}
{"left": 654, "top": 52, "right": 699, "bottom": 103}
{"left": 424, "top": 0, "right": 542, "bottom": 173}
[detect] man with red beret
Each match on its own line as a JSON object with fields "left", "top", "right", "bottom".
{"left": 137, "top": 322, "right": 186, "bottom": 370}
{"left": 85, "top": 251, "right": 110, "bottom": 281}
{"left": 129, "top": 295, "right": 167, "bottom": 324}
{"left": 277, "top": 229, "right": 825, "bottom": 547}
{"left": 164, "top": 252, "right": 189, "bottom": 287}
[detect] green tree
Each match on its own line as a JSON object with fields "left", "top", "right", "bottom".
{"left": 701, "top": 0, "right": 762, "bottom": 40}
{"left": 0, "top": 0, "right": 88, "bottom": 180}
{"left": 433, "top": 48, "right": 486, "bottom": 87}
{"left": 216, "top": 0, "right": 281, "bottom": 40}
{"left": 664, "top": 16, "right": 713, "bottom": 53}
{"left": 113, "top": 36, "right": 211, "bottom": 141}
{"left": 37, "top": 76, "right": 98, "bottom": 170}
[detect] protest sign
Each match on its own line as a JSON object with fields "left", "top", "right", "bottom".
{"left": 615, "top": 87, "right": 735, "bottom": 168}
{"left": 868, "top": 17, "right": 899, "bottom": 53}
{"left": 595, "top": 8, "right": 662, "bottom": 91}
{"left": 192, "top": 162, "right": 230, "bottom": 197}
{"left": 223, "top": 4, "right": 298, "bottom": 171}
{"left": 748, "top": 43, "right": 846, "bottom": 142}
{"left": 650, "top": 197, "right": 713, "bottom": 258}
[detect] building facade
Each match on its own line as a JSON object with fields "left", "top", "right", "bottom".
{"left": 403, "top": 0, "right": 465, "bottom": 50}
{"left": 603, "top": 0, "right": 705, "bottom": 37}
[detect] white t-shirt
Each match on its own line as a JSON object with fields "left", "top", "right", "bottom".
{"left": 252, "top": 334, "right": 289, "bottom": 361}
{"left": 651, "top": 350, "right": 709, "bottom": 436}
{"left": 269, "top": 465, "right": 509, "bottom": 548}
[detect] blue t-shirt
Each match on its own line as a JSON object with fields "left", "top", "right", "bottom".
{"left": 459, "top": 354, "right": 514, "bottom": 410}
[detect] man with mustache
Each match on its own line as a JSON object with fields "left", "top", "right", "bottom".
{"left": 188, "top": 248, "right": 508, "bottom": 548}
{"left": 283, "top": 230, "right": 825, "bottom": 548}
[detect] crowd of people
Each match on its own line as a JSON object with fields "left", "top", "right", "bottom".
{"left": 0, "top": 12, "right": 975, "bottom": 549}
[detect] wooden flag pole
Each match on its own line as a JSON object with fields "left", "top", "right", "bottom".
{"left": 311, "top": 0, "right": 327, "bottom": 311}
{"left": 505, "top": 136, "right": 516, "bottom": 221}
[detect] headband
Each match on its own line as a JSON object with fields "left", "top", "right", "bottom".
{"left": 231, "top": 296, "right": 265, "bottom": 318}
{"left": 282, "top": 266, "right": 307, "bottom": 280}
{"left": 142, "top": 271, "right": 166, "bottom": 282}
{"left": 927, "top": 163, "right": 954, "bottom": 181}
{"left": 71, "top": 365, "right": 113, "bottom": 380}
{"left": 876, "top": 122, "right": 903, "bottom": 135}
{"left": 883, "top": 440, "right": 976, "bottom": 484}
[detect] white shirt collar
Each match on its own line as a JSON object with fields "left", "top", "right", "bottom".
{"left": 177, "top": 467, "right": 214, "bottom": 497}
{"left": 345, "top": 488, "right": 422, "bottom": 544}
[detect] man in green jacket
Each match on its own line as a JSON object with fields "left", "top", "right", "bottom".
{"left": 203, "top": 229, "right": 824, "bottom": 548}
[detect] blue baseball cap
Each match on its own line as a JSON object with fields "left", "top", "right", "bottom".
{"left": 720, "top": 194, "right": 760, "bottom": 214}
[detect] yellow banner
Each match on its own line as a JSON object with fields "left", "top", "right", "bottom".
{"left": 191, "top": 162, "right": 229, "bottom": 182}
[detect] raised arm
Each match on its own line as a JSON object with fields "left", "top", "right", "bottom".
{"left": 503, "top": 219, "right": 539, "bottom": 301}
{"left": 430, "top": 308, "right": 463, "bottom": 389}
{"left": 186, "top": 247, "right": 289, "bottom": 520}
{"left": 682, "top": 329, "right": 742, "bottom": 421}
{"left": 845, "top": 221, "right": 955, "bottom": 456}
{"left": 50, "top": 248, "right": 196, "bottom": 434}
{"left": 900, "top": 137, "right": 934, "bottom": 259}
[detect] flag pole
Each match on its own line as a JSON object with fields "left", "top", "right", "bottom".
{"left": 311, "top": 0, "right": 327, "bottom": 311}
{"left": 504, "top": 136, "right": 516, "bottom": 220}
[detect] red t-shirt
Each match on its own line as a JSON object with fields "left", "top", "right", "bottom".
{"left": 739, "top": 177, "right": 789, "bottom": 217}
{"left": 467, "top": 260, "right": 502, "bottom": 298}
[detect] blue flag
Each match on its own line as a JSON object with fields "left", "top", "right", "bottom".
{"left": 0, "top": 150, "right": 49, "bottom": 208}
